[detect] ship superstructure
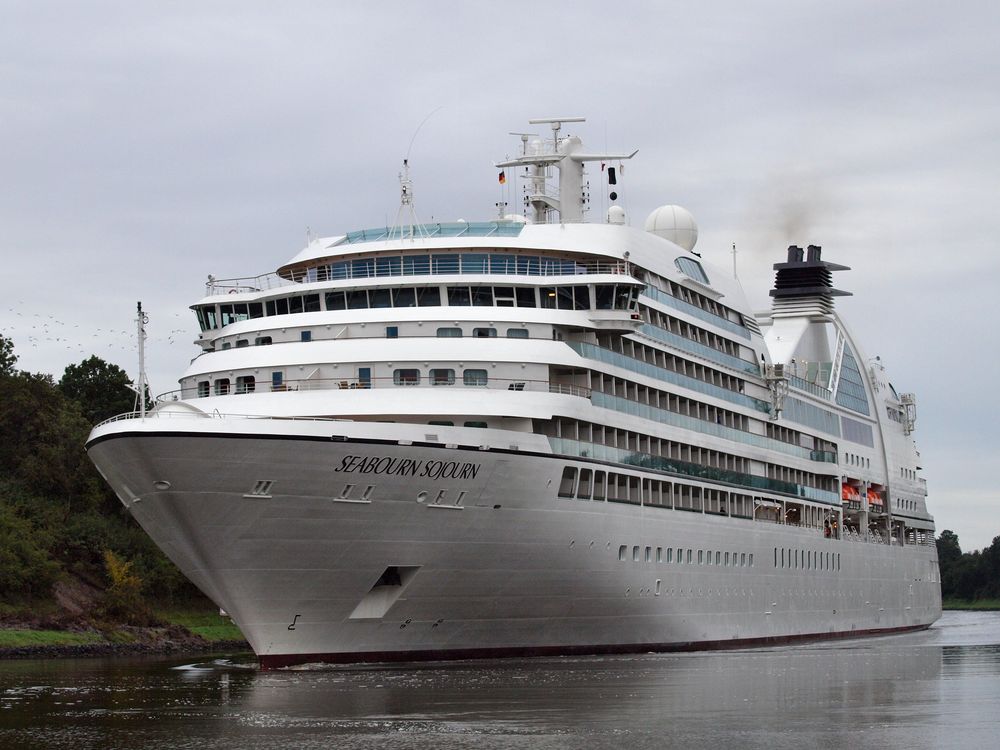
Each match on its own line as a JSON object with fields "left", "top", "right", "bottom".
{"left": 87, "top": 119, "right": 940, "bottom": 667}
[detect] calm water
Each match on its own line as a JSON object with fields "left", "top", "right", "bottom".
{"left": 2, "top": 611, "right": 999, "bottom": 749}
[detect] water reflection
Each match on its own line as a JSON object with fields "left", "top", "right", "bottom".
{"left": 1, "top": 612, "right": 998, "bottom": 750}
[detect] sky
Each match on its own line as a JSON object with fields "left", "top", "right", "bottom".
{"left": 2, "top": 1, "right": 998, "bottom": 550}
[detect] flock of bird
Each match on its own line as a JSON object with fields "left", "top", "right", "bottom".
{"left": 1, "top": 301, "right": 193, "bottom": 365}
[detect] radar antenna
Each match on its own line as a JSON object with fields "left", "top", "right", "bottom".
{"left": 496, "top": 117, "right": 637, "bottom": 224}
{"left": 129, "top": 302, "right": 149, "bottom": 419}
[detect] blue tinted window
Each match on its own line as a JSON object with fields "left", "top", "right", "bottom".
{"left": 329, "top": 262, "right": 349, "bottom": 280}
{"left": 517, "top": 256, "right": 539, "bottom": 275}
{"left": 375, "top": 256, "right": 400, "bottom": 277}
{"left": 675, "top": 257, "right": 710, "bottom": 284}
{"left": 461, "top": 254, "right": 488, "bottom": 273}
{"left": 351, "top": 258, "right": 375, "bottom": 278}
{"left": 403, "top": 255, "right": 430, "bottom": 275}
{"left": 433, "top": 254, "right": 460, "bottom": 274}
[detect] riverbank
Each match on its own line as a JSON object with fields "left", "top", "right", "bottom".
{"left": 0, "top": 605, "right": 250, "bottom": 661}
{"left": 943, "top": 599, "right": 1000, "bottom": 611}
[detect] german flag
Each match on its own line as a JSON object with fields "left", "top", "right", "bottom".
{"left": 498, "top": 170, "right": 506, "bottom": 184}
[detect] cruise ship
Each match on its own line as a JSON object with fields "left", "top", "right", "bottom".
{"left": 86, "top": 118, "right": 941, "bottom": 668}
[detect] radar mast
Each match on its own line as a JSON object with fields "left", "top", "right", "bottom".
{"left": 496, "top": 117, "right": 637, "bottom": 224}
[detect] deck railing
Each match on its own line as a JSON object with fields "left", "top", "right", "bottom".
{"left": 206, "top": 258, "right": 636, "bottom": 296}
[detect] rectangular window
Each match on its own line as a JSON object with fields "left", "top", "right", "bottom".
{"left": 289, "top": 296, "right": 304, "bottom": 315}
{"left": 558, "top": 467, "right": 577, "bottom": 498}
{"left": 393, "top": 288, "right": 416, "bottom": 307}
{"left": 430, "top": 368, "right": 455, "bottom": 385}
{"left": 656, "top": 547, "right": 663, "bottom": 563}
{"left": 403, "top": 255, "right": 430, "bottom": 275}
{"left": 386, "top": 326, "right": 399, "bottom": 338}
{"left": 619, "top": 545, "right": 627, "bottom": 562}
{"left": 595, "top": 284, "right": 615, "bottom": 310}
{"left": 494, "top": 285, "right": 515, "bottom": 306}
{"left": 236, "top": 375, "right": 255, "bottom": 394}
{"left": 666, "top": 548, "right": 673, "bottom": 563}
{"left": 433, "top": 254, "right": 460, "bottom": 274}
{"left": 214, "top": 378, "right": 230, "bottom": 395}
{"left": 463, "top": 369, "right": 488, "bottom": 386}
{"left": 347, "top": 290, "right": 369, "bottom": 309}
{"left": 698, "top": 550, "right": 704, "bottom": 565}
{"left": 275, "top": 297, "right": 289, "bottom": 315}
{"left": 573, "top": 286, "right": 590, "bottom": 310}
{"left": 490, "top": 254, "right": 515, "bottom": 274}
{"left": 506, "top": 328, "right": 529, "bottom": 338}
{"left": 325, "top": 291, "right": 347, "bottom": 310}
{"left": 473, "top": 327, "right": 497, "bottom": 338}
{"left": 437, "top": 327, "right": 462, "bottom": 337}
{"left": 645, "top": 546, "right": 652, "bottom": 563}
{"left": 271, "top": 372, "right": 283, "bottom": 388}
{"left": 540, "top": 287, "right": 557, "bottom": 309}
{"left": 369, "top": 288, "right": 392, "bottom": 308}
{"left": 248, "top": 302, "right": 264, "bottom": 319}
{"left": 197, "top": 381, "right": 209, "bottom": 397}
{"left": 593, "top": 471, "right": 606, "bottom": 501}
{"left": 393, "top": 369, "right": 420, "bottom": 386}
{"left": 556, "top": 286, "right": 575, "bottom": 310}
{"left": 633, "top": 546, "right": 640, "bottom": 562}
{"left": 375, "top": 257, "right": 400, "bottom": 277}
{"left": 236, "top": 339, "right": 249, "bottom": 348}
{"left": 461, "top": 254, "right": 488, "bottom": 273}
{"left": 416, "top": 286, "right": 441, "bottom": 306}
{"left": 351, "top": 258, "right": 374, "bottom": 278}
{"left": 471, "top": 287, "right": 493, "bottom": 306}
{"left": 304, "top": 294, "right": 321, "bottom": 312}
{"left": 255, "top": 336, "right": 272, "bottom": 346}
{"left": 577, "top": 469, "right": 592, "bottom": 499}
{"left": 447, "top": 286, "right": 471, "bottom": 306}
{"left": 515, "top": 287, "right": 536, "bottom": 307}
{"left": 300, "top": 331, "right": 312, "bottom": 342}
{"left": 463, "top": 421, "right": 487, "bottom": 428}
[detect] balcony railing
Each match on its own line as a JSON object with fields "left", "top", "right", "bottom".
{"left": 159, "top": 376, "right": 593, "bottom": 402}
{"left": 206, "top": 257, "right": 638, "bottom": 296}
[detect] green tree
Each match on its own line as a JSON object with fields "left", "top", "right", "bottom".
{"left": 0, "top": 500, "right": 59, "bottom": 600}
{"left": 936, "top": 529, "right": 962, "bottom": 566}
{"left": 0, "top": 333, "right": 16, "bottom": 376}
{"left": 58, "top": 356, "right": 137, "bottom": 425}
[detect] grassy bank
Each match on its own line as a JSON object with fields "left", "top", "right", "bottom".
{"left": 0, "top": 600, "right": 248, "bottom": 658}
{"left": 943, "top": 599, "right": 1000, "bottom": 611}
{"left": 156, "top": 606, "right": 246, "bottom": 643}
{"left": 0, "top": 629, "right": 104, "bottom": 648}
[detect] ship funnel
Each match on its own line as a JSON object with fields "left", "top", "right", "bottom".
{"left": 769, "top": 244, "right": 851, "bottom": 318}
{"left": 764, "top": 244, "right": 853, "bottom": 372}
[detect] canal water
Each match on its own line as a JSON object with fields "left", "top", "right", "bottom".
{"left": 2, "top": 611, "right": 998, "bottom": 749}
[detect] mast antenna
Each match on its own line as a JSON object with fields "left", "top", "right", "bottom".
{"left": 135, "top": 302, "right": 148, "bottom": 418}
{"left": 388, "top": 107, "right": 442, "bottom": 241}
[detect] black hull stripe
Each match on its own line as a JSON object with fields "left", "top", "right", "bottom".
{"left": 258, "top": 622, "right": 933, "bottom": 669}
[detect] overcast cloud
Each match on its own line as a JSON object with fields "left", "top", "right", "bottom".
{"left": 2, "top": 1, "right": 997, "bottom": 549}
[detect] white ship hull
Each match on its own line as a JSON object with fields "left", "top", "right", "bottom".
{"left": 87, "top": 416, "right": 940, "bottom": 668}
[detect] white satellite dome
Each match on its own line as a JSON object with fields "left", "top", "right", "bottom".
{"left": 607, "top": 205, "right": 627, "bottom": 225}
{"left": 645, "top": 205, "right": 698, "bottom": 252}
